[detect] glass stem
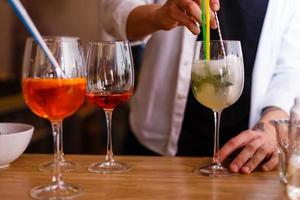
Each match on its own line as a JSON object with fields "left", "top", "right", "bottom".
{"left": 59, "top": 122, "right": 65, "bottom": 163}
{"left": 213, "top": 110, "right": 222, "bottom": 165}
{"left": 105, "top": 109, "right": 115, "bottom": 163}
{"left": 51, "top": 120, "right": 64, "bottom": 186}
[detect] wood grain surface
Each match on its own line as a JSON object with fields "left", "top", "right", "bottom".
{"left": 0, "top": 154, "right": 289, "bottom": 200}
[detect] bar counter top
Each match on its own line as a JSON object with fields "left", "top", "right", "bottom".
{"left": 0, "top": 154, "right": 288, "bottom": 200}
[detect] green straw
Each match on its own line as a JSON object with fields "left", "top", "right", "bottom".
{"left": 201, "top": 0, "right": 210, "bottom": 61}
{"left": 201, "top": 0, "right": 206, "bottom": 60}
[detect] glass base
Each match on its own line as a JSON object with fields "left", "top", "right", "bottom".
{"left": 88, "top": 160, "right": 131, "bottom": 174}
{"left": 39, "top": 160, "right": 77, "bottom": 173}
{"left": 30, "top": 182, "right": 82, "bottom": 200}
{"left": 193, "top": 163, "right": 234, "bottom": 177}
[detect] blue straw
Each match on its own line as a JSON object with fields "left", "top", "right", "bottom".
{"left": 8, "top": 0, "right": 66, "bottom": 78}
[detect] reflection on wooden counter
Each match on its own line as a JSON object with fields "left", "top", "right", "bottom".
{"left": 0, "top": 154, "right": 288, "bottom": 200}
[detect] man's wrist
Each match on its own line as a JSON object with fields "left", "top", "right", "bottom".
{"left": 261, "top": 106, "right": 282, "bottom": 116}
{"left": 253, "top": 106, "right": 288, "bottom": 134}
{"left": 261, "top": 106, "right": 283, "bottom": 117}
{"left": 260, "top": 106, "right": 289, "bottom": 122}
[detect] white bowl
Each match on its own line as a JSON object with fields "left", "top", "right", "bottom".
{"left": 0, "top": 123, "right": 34, "bottom": 168}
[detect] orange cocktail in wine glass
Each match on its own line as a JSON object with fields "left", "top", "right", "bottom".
{"left": 23, "top": 78, "right": 85, "bottom": 121}
{"left": 22, "top": 36, "right": 86, "bottom": 199}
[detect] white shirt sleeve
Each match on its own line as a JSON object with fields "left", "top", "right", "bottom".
{"left": 259, "top": 1, "right": 300, "bottom": 113}
{"left": 99, "top": 0, "right": 150, "bottom": 40}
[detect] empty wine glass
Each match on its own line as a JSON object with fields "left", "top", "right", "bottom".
{"left": 22, "top": 36, "right": 86, "bottom": 199}
{"left": 86, "top": 41, "right": 134, "bottom": 174}
{"left": 272, "top": 119, "right": 290, "bottom": 183}
{"left": 191, "top": 40, "right": 244, "bottom": 177}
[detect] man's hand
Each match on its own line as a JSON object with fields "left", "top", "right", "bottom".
{"left": 154, "top": 0, "right": 219, "bottom": 34}
{"left": 218, "top": 107, "right": 288, "bottom": 174}
{"left": 127, "top": 0, "right": 220, "bottom": 40}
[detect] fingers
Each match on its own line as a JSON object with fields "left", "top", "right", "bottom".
{"left": 210, "top": 9, "right": 217, "bottom": 29}
{"left": 230, "top": 138, "right": 264, "bottom": 173}
{"left": 172, "top": 6, "right": 200, "bottom": 34}
{"left": 241, "top": 149, "right": 278, "bottom": 173}
{"left": 239, "top": 144, "right": 269, "bottom": 174}
{"left": 210, "top": 0, "right": 220, "bottom": 11}
{"left": 219, "top": 130, "right": 258, "bottom": 162}
{"left": 175, "top": 0, "right": 201, "bottom": 22}
{"left": 223, "top": 132, "right": 278, "bottom": 173}
{"left": 220, "top": 130, "right": 277, "bottom": 173}
{"left": 175, "top": 0, "right": 217, "bottom": 29}
{"left": 262, "top": 151, "right": 279, "bottom": 171}
{"left": 193, "top": 0, "right": 219, "bottom": 11}
{"left": 185, "top": 0, "right": 202, "bottom": 22}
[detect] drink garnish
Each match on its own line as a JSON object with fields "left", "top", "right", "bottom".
{"left": 191, "top": 66, "right": 232, "bottom": 92}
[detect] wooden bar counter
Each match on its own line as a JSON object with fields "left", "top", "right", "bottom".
{"left": 0, "top": 154, "right": 288, "bottom": 199}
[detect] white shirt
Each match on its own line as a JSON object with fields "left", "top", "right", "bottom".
{"left": 99, "top": 0, "right": 300, "bottom": 156}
